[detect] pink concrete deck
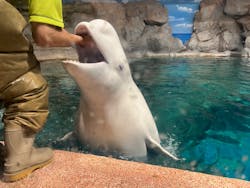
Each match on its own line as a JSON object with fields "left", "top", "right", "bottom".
{"left": 0, "top": 150, "right": 249, "bottom": 188}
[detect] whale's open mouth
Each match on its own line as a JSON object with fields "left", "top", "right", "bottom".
{"left": 75, "top": 26, "right": 106, "bottom": 64}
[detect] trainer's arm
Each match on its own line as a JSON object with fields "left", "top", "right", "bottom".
{"left": 31, "top": 23, "right": 83, "bottom": 47}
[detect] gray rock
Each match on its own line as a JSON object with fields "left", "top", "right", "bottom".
{"left": 63, "top": 0, "right": 184, "bottom": 57}
{"left": 224, "top": 0, "right": 250, "bottom": 17}
{"left": 199, "top": 1, "right": 224, "bottom": 21}
{"left": 237, "top": 16, "right": 250, "bottom": 38}
{"left": 188, "top": 34, "right": 199, "bottom": 50}
{"left": 188, "top": 0, "right": 248, "bottom": 53}
{"left": 15, "top": 0, "right": 183, "bottom": 58}
{"left": 220, "top": 31, "right": 242, "bottom": 51}
{"left": 242, "top": 47, "right": 250, "bottom": 57}
{"left": 190, "top": 34, "right": 220, "bottom": 52}
{"left": 246, "top": 37, "right": 250, "bottom": 48}
{"left": 197, "top": 30, "right": 216, "bottom": 42}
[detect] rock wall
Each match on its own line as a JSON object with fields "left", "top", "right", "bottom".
{"left": 15, "top": 0, "right": 184, "bottom": 58}
{"left": 63, "top": 0, "right": 184, "bottom": 57}
{"left": 188, "top": 0, "right": 250, "bottom": 55}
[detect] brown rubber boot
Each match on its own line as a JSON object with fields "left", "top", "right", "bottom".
{"left": 3, "top": 124, "right": 53, "bottom": 182}
{"left": 0, "top": 142, "right": 5, "bottom": 172}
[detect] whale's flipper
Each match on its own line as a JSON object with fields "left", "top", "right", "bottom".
{"left": 59, "top": 131, "right": 75, "bottom": 142}
{"left": 146, "top": 137, "right": 180, "bottom": 161}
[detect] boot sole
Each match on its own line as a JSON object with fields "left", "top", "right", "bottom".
{"left": 3, "top": 158, "right": 53, "bottom": 182}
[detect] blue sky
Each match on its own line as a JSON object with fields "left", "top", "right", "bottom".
{"left": 163, "top": 1, "right": 200, "bottom": 34}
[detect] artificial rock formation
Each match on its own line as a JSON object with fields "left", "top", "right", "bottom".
{"left": 188, "top": 0, "right": 250, "bottom": 55}
{"left": 14, "top": 0, "right": 184, "bottom": 58}
{"left": 63, "top": 0, "right": 185, "bottom": 57}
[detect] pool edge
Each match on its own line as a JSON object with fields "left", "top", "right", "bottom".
{"left": 0, "top": 150, "right": 249, "bottom": 187}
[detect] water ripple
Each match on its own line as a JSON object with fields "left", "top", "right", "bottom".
{"left": 30, "top": 58, "right": 250, "bottom": 181}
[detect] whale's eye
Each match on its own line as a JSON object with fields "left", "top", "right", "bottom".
{"left": 118, "top": 65, "right": 124, "bottom": 71}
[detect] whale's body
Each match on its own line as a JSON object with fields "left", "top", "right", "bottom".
{"left": 63, "top": 19, "right": 178, "bottom": 160}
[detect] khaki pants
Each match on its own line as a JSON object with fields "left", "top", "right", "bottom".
{"left": 0, "top": 0, "right": 49, "bottom": 132}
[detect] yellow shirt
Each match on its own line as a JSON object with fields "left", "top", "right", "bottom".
{"left": 28, "top": 0, "right": 64, "bottom": 28}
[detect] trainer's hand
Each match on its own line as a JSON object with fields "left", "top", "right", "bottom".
{"left": 31, "top": 22, "right": 87, "bottom": 47}
{"left": 76, "top": 33, "right": 95, "bottom": 48}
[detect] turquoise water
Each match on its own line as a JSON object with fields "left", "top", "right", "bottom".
{"left": 0, "top": 57, "right": 250, "bottom": 180}
{"left": 130, "top": 57, "right": 250, "bottom": 180}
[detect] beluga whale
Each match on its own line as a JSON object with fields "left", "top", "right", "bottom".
{"left": 63, "top": 19, "right": 179, "bottom": 160}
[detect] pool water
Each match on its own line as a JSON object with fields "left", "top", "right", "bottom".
{"left": 1, "top": 57, "right": 250, "bottom": 180}
{"left": 130, "top": 57, "right": 250, "bottom": 180}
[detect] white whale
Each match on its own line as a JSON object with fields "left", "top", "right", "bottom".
{"left": 63, "top": 19, "right": 179, "bottom": 160}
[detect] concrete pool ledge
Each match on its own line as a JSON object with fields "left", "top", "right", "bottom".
{"left": 0, "top": 150, "right": 249, "bottom": 188}
{"left": 34, "top": 46, "right": 250, "bottom": 62}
